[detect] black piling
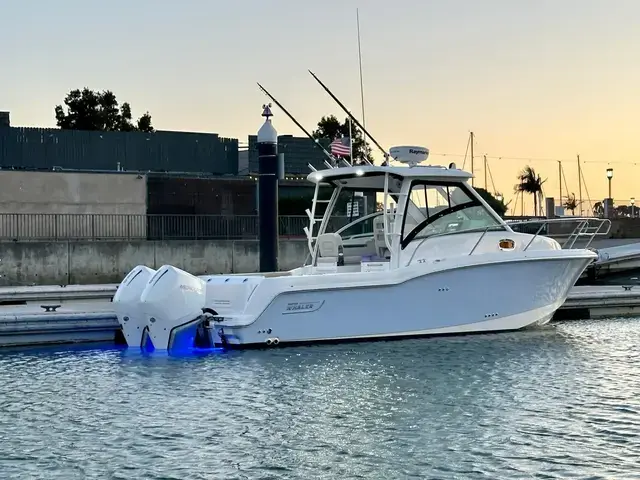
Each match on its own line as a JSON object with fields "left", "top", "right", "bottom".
{"left": 257, "top": 104, "right": 279, "bottom": 272}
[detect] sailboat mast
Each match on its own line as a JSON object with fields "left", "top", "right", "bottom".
{"left": 483, "top": 154, "right": 487, "bottom": 190}
{"left": 348, "top": 117, "right": 353, "bottom": 165}
{"left": 470, "top": 132, "right": 475, "bottom": 187}
{"left": 577, "top": 154, "right": 583, "bottom": 216}
{"left": 558, "top": 160, "right": 562, "bottom": 209}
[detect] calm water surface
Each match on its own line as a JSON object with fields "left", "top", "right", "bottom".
{"left": 1, "top": 319, "right": 639, "bottom": 479}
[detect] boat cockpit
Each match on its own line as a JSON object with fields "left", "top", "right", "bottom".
{"left": 302, "top": 160, "right": 509, "bottom": 274}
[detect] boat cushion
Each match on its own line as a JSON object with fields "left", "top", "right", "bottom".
{"left": 317, "top": 233, "right": 343, "bottom": 258}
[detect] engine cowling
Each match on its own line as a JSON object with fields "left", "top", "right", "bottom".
{"left": 113, "top": 265, "right": 156, "bottom": 348}
{"left": 140, "top": 265, "right": 207, "bottom": 351}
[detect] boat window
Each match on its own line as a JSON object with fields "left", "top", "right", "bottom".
{"left": 338, "top": 214, "right": 378, "bottom": 240}
{"left": 323, "top": 188, "right": 398, "bottom": 237}
{"left": 401, "top": 181, "right": 504, "bottom": 247}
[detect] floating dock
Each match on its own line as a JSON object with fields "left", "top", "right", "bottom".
{"left": 572, "top": 240, "right": 640, "bottom": 281}
{"left": 555, "top": 285, "right": 640, "bottom": 320}
{"left": 0, "top": 303, "right": 120, "bottom": 347}
{"left": 0, "top": 281, "right": 639, "bottom": 348}
{"left": 592, "top": 242, "right": 640, "bottom": 276}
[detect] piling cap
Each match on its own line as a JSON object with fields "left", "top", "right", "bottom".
{"left": 257, "top": 104, "right": 277, "bottom": 144}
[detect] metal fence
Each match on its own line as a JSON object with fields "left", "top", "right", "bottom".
{"left": 2, "top": 212, "right": 611, "bottom": 242}
{"left": 0, "top": 213, "right": 356, "bottom": 241}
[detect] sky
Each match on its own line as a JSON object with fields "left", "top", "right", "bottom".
{"left": 1, "top": 0, "right": 639, "bottom": 214}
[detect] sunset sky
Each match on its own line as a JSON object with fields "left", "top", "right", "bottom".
{"left": 2, "top": 0, "right": 639, "bottom": 214}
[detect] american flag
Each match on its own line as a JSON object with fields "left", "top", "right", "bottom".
{"left": 330, "top": 137, "right": 351, "bottom": 157}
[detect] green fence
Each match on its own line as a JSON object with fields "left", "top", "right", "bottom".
{"left": 0, "top": 127, "right": 238, "bottom": 175}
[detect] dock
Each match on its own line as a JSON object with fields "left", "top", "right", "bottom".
{"left": 0, "top": 281, "right": 639, "bottom": 348}
{"left": 592, "top": 242, "right": 640, "bottom": 276}
{"left": 0, "top": 303, "right": 120, "bottom": 347}
{"left": 575, "top": 240, "right": 640, "bottom": 281}
{"left": 554, "top": 285, "right": 640, "bottom": 320}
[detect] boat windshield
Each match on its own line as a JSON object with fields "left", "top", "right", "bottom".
{"left": 401, "top": 181, "right": 504, "bottom": 247}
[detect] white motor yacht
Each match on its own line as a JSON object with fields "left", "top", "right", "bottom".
{"left": 113, "top": 146, "right": 609, "bottom": 352}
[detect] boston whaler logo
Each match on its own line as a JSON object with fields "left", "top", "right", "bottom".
{"left": 283, "top": 300, "right": 325, "bottom": 315}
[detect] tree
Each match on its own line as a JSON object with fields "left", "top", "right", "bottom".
{"left": 474, "top": 187, "right": 507, "bottom": 217}
{"left": 593, "top": 201, "right": 604, "bottom": 218}
{"left": 312, "top": 115, "right": 374, "bottom": 164}
{"left": 54, "top": 88, "right": 155, "bottom": 133}
{"left": 564, "top": 193, "right": 578, "bottom": 215}
{"left": 615, "top": 204, "right": 629, "bottom": 217}
{"left": 514, "top": 166, "right": 546, "bottom": 216}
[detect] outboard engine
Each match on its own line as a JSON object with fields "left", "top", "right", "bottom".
{"left": 113, "top": 265, "right": 157, "bottom": 348}
{"left": 140, "top": 265, "right": 207, "bottom": 352}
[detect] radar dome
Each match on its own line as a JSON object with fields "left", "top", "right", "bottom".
{"left": 389, "top": 146, "right": 429, "bottom": 166}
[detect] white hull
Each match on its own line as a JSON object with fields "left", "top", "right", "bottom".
{"left": 213, "top": 253, "right": 591, "bottom": 348}
{"left": 128, "top": 250, "right": 594, "bottom": 352}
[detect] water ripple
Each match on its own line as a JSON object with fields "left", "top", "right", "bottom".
{"left": 0, "top": 318, "right": 639, "bottom": 479}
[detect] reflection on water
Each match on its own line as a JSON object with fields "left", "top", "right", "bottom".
{"left": 0, "top": 319, "right": 639, "bottom": 479}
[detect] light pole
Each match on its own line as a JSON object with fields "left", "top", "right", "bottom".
{"left": 606, "top": 168, "right": 613, "bottom": 200}
{"left": 631, "top": 197, "right": 635, "bottom": 218}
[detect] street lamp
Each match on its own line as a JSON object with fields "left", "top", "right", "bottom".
{"left": 606, "top": 168, "right": 613, "bottom": 199}
{"left": 631, "top": 197, "right": 635, "bottom": 218}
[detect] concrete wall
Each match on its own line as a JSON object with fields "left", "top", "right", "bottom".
{"left": 0, "top": 171, "right": 147, "bottom": 214}
{"left": 0, "top": 171, "right": 147, "bottom": 239}
{"left": 0, "top": 239, "right": 309, "bottom": 286}
{"left": 608, "top": 218, "right": 640, "bottom": 239}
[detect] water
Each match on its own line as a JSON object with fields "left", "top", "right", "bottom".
{"left": 1, "top": 319, "right": 639, "bottom": 479}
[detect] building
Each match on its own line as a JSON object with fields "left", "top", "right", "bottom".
{"left": 0, "top": 113, "right": 238, "bottom": 175}
{"left": 247, "top": 134, "right": 330, "bottom": 175}
{"left": 0, "top": 111, "right": 344, "bottom": 238}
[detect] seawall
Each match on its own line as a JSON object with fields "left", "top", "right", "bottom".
{"left": 0, "top": 240, "right": 309, "bottom": 286}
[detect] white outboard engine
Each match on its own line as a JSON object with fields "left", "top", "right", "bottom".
{"left": 140, "top": 265, "right": 207, "bottom": 352}
{"left": 113, "top": 265, "right": 157, "bottom": 348}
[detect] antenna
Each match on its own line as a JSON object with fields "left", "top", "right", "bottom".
{"left": 257, "top": 82, "right": 337, "bottom": 168}
{"left": 308, "top": 69, "right": 384, "bottom": 165}
{"left": 356, "top": 8, "right": 366, "bottom": 131}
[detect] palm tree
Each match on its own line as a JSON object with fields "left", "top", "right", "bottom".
{"left": 564, "top": 193, "right": 578, "bottom": 215}
{"left": 514, "top": 166, "right": 546, "bottom": 216}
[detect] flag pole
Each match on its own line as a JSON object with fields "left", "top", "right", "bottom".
{"left": 348, "top": 117, "right": 353, "bottom": 165}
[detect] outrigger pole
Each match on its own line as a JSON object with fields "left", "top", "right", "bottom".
{"left": 308, "top": 69, "right": 386, "bottom": 165}
{"left": 257, "top": 83, "right": 349, "bottom": 169}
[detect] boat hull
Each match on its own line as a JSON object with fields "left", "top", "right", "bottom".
{"left": 215, "top": 254, "right": 593, "bottom": 348}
